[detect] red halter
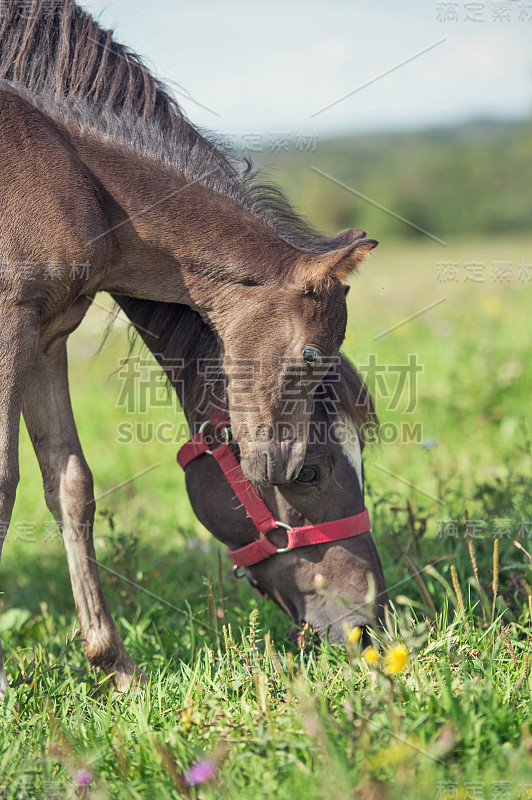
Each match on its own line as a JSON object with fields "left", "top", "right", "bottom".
{"left": 177, "top": 419, "right": 371, "bottom": 569}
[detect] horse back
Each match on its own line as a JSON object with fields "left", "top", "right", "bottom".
{"left": 0, "top": 83, "right": 114, "bottom": 307}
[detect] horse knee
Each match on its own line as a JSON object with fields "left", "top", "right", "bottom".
{"left": 43, "top": 455, "right": 94, "bottom": 520}
{"left": 61, "top": 455, "right": 94, "bottom": 515}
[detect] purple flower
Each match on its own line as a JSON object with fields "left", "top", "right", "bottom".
{"left": 74, "top": 769, "right": 93, "bottom": 786}
{"left": 183, "top": 757, "right": 217, "bottom": 786}
{"left": 419, "top": 438, "right": 438, "bottom": 450}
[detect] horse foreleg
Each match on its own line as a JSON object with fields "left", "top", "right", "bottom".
{"left": 0, "top": 303, "right": 41, "bottom": 696}
{"left": 22, "top": 337, "right": 147, "bottom": 691}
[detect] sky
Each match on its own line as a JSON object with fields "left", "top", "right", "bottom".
{"left": 81, "top": 0, "right": 532, "bottom": 140}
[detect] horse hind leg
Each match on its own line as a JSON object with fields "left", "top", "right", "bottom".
{"left": 22, "top": 336, "right": 147, "bottom": 691}
{"left": 0, "top": 303, "right": 41, "bottom": 696}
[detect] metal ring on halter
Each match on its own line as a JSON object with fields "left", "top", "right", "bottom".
{"left": 233, "top": 564, "right": 246, "bottom": 578}
{"left": 274, "top": 521, "right": 293, "bottom": 554}
{"left": 198, "top": 420, "right": 213, "bottom": 455}
{"left": 275, "top": 521, "right": 293, "bottom": 531}
{"left": 223, "top": 426, "right": 230, "bottom": 446}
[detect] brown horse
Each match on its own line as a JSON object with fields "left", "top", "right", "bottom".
{"left": 0, "top": 1, "right": 378, "bottom": 692}
{"left": 115, "top": 295, "right": 389, "bottom": 646}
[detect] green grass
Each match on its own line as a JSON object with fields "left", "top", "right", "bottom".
{"left": 1, "top": 234, "right": 531, "bottom": 799}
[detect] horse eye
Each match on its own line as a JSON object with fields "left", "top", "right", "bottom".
{"left": 302, "top": 347, "right": 321, "bottom": 368}
{"left": 295, "top": 466, "right": 319, "bottom": 486}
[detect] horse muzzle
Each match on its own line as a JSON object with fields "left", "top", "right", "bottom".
{"left": 239, "top": 439, "right": 306, "bottom": 485}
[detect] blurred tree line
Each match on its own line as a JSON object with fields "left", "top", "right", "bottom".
{"left": 259, "top": 119, "right": 532, "bottom": 241}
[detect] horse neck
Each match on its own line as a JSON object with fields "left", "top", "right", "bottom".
{"left": 66, "top": 124, "right": 298, "bottom": 308}
{"left": 112, "top": 295, "right": 225, "bottom": 431}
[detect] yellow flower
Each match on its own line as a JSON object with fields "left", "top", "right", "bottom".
{"left": 347, "top": 626, "right": 362, "bottom": 645}
{"left": 362, "top": 646, "right": 379, "bottom": 664}
{"left": 383, "top": 643, "right": 409, "bottom": 674}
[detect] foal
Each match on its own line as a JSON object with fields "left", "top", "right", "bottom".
{"left": 0, "top": 0, "right": 378, "bottom": 692}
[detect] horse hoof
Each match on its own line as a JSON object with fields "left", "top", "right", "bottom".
{"left": 112, "top": 664, "right": 149, "bottom": 693}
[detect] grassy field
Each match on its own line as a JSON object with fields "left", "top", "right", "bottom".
{"left": 1, "top": 233, "right": 531, "bottom": 799}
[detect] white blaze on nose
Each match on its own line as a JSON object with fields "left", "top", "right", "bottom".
{"left": 337, "top": 414, "right": 363, "bottom": 491}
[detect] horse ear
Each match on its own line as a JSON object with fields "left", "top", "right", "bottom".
{"left": 296, "top": 236, "right": 378, "bottom": 289}
{"left": 329, "top": 227, "right": 368, "bottom": 247}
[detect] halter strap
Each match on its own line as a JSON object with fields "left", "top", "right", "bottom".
{"left": 177, "top": 419, "right": 371, "bottom": 568}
